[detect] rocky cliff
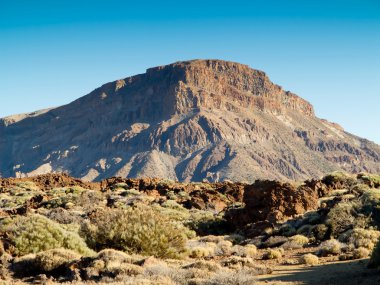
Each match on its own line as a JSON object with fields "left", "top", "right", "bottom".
{"left": 1, "top": 60, "right": 380, "bottom": 182}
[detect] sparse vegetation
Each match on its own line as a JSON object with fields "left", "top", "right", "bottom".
{"left": 2, "top": 172, "right": 380, "bottom": 284}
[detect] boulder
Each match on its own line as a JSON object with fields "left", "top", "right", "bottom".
{"left": 243, "top": 180, "right": 318, "bottom": 223}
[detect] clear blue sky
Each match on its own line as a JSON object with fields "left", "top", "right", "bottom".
{"left": 1, "top": 0, "right": 379, "bottom": 143}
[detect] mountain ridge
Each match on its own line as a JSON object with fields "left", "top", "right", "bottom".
{"left": 1, "top": 59, "right": 380, "bottom": 182}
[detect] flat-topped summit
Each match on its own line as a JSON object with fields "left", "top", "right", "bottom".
{"left": 121, "top": 59, "right": 315, "bottom": 117}
{"left": 1, "top": 60, "right": 379, "bottom": 181}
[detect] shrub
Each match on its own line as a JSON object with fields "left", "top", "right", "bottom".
{"left": 74, "top": 249, "right": 144, "bottom": 281}
{"left": 220, "top": 256, "right": 256, "bottom": 269}
{"left": 297, "top": 224, "right": 314, "bottom": 237}
{"left": 278, "top": 224, "right": 297, "bottom": 237}
{"left": 232, "top": 245, "right": 257, "bottom": 258}
{"left": 186, "top": 210, "right": 229, "bottom": 236}
{"left": 115, "top": 79, "right": 126, "bottom": 91}
{"left": 263, "top": 249, "right": 283, "bottom": 260}
{"left": 215, "top": 240, "right": 232, "bottom": 256}
{"left": 313, "top": 224, "right": 329, "bottom": 241}
{"left": 198, "top": 235, "right": 224, "bottom": 244}
{"left": 161, "top": 200, "right": 185, "bottom": 210}
{"left": 76, "top": 190, "right": 104, "bottom": 211}
{"left": 322, "top": 172, "right": 355, "bottom": 188}
{"left": 189, "top": 246, "right": 214, "bottom": 258}
{"left": 96, "top": 249, "right": 142, "bottom": 265}
{"left": 80, "top": 205, "right": 188, "bottom": 259}
{"left": 317, "top": 239, "right": 345, "bottom": 256}
{"left": 225, "top": 234, "right": 245, "bottom": 244}
{"left": 0, "top": 252, "right": 11, "bottom": 279}
{"left": 34, "top": 248, "right": 81, "bottom": 272}
{"left": 303, "top": 211, "right": 321, "bottom": 225}
{"left": 301, "top": 254, "right": 319, "bottom": 266}
{"left": 93, "top": 260, "right": 143, "bottom": 278}
{"left": 358, "top": 173, "right": 380, "bottom": 188}
{"left": 340, "top": 228, "right": 380, "bottom": 251}
{"left": 202, "top": 269, "right": 256, "bottom": 285}
{"left": 182, "top": 260, "right": 221, "bottom": 272}
{"left": 326, "top": 203, "right": 357, "bottom": 237}
{"left": 281, "top": 241, "right": 303, "bottom": 250}
{"left": 43, "top": 207, "right": 83, "bottom": 225}
{"left": 0, "top": 214, "right": 94, "bottom": 256}
{"left": 143, "top": 264, "right": 187, "bottom": 284}
{"left": 353, "top": 247, "right": 370, "bottom": 259}
{"left": 289, "top": 235, "right": 309, "bottom": 246}
{"left": 15, "top": 181, "right": 40, "bottom": 191}
{"left": 350, "top": 183, "right": 371, "bottom": 196}
{"left": 262, "top": 236, "right": 288, "bottom": 248}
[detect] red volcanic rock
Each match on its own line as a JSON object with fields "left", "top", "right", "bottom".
{"left": 242, "top": 180, "right": 319, "bottom": 224}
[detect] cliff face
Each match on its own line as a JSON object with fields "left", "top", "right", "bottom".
{"left": 1, "top": 60, "right": 379, "bottom": 182}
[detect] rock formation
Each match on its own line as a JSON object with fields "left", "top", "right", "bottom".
{"left": 1, "top": 60, "right": 380, "bottom": 182}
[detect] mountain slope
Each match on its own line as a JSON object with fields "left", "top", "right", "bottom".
{"left": 1, "top": 59, "right": 379, "bottom": 182}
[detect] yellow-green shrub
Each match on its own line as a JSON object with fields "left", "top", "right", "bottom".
{"left": 34, "top": 248, "right": 81, "bottom": 272}
{"left": 301, "top": 254, "right": 319, "bottom": 266}
{"left": 289, "top": 235, "right": 309, "bottom": 246}
{"left": 80, "top": 205, "right": 188, "bottom": 259}
{"left": 326, "top": 203, "right": 356, "bottom": 237}
{"left": 263, "top": 248, "right": 283, "bottom": 260}
{"left": 353, "top": 247, "right": 370, "bottom": 259}
{"left": 0, "top": 214, "right": 93, "bottom": 256}
{"left": 341, "top": 228, "right": 380, "bottom": 251}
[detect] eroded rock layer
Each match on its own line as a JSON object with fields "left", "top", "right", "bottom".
{"left": 1, "top": 60, "right": 380, "bottom": 181}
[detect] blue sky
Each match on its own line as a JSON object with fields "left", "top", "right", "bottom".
{"left": 1, "top": 0, "right": 379, "bottom": 143}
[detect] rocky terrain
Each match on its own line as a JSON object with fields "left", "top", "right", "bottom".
{"left": 1, "top": 60, "right": 380, "bottom": 182}
{"left": 1, "top": 172, "right": 380, "bottom": 284}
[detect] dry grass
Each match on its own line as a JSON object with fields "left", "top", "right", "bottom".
{"left": 263, "top": 249, "right": 283, "bottom": 260}
{"left": 301, "top": 254, "right": 319, "bottom": 266}
{"left": 317, "top": 239, "right": 345, "bottom": 257}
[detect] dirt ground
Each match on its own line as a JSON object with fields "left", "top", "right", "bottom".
{"left": 257, "top": 259, "right": 380, "bottom": 285}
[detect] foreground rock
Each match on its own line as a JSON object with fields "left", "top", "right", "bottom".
{"left": 244, "top": 180, "right": 319, "bottom": 223}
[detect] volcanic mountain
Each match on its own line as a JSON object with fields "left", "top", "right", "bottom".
{"left": 1, "top": 60, "right": 380, "bottom": 182}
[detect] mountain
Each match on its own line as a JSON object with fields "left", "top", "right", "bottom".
{"left": 1, "top": 59, "right": 380, "bottom": 182}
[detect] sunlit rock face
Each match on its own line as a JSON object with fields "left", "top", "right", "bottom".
{"left": 1, "top": 59, "right": 380, "bottom": 182}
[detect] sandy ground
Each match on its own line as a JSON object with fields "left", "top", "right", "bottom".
{"left": 257, "top": 259, "right": 380, "bottom": 285}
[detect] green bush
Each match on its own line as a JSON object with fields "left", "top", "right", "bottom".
{"left": 326, "top": 202, "right": 357, "bottom": 237}
{"left": 313, "top": 224, "right": 330, "bottom": 241}
{"left": 358, "top": 173, "right": 380, "bottom": 188}
{"left": 0, "top": 214, "right": 94, "bottom": 256}
{"left": 185, "top": 210, "right": 229, "bottom": 236}
{"left": 322, "top": 171, "right": 356, "bottom": 188}
{"left": 278, "top": 224, "right": 296, "bottom": 237}
{"left": 80, "top": 205, "right": 188, "bottom": 259}
{"left": 34, "top": 248, "right": 81, "bottom": 272}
